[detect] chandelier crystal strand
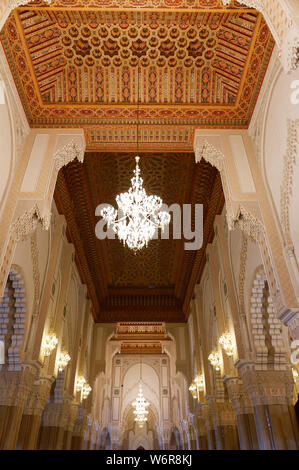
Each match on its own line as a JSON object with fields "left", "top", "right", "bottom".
{"left": 100, "top": 156, "right": 170, "bottom": 251}
{"left": 132, "top": 384, "right": 149, "bottom": 428}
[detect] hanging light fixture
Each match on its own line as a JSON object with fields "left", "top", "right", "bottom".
{"left": 132, "top": 355, "right": 150, "bottom": 428}
{"left": 208, "top": 351, "right": 221, "bottom": 371}
{"left": 189, "top": 375, "right": 204, "bottom": 400}
{"left": 132, "top": 384, "right": 150, "bottom": 428}
{"left": 57, "top": 351, "right": 71, "bottom": 371}
{"left": 219, "top": 331, "right": 234, "bottom": 357}
{"left": 100, "top": 60, "right": 170, "bottom": 251}
{"left": 43, "top": 333, "right": 58, "bottom": 356}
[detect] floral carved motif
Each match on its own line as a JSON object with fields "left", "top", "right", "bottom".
{"left": 9, "top": 204, "right": 47, "bottom": 242}
{"left": 280, "top": 119, "right": 299, "bottom": 252}
{"left": 238, "top": 232, "right": 248, "bottom": 318}
{"left": 54, "top": 139, "right": 85, "bottom": 172}
{"left": 30, "top": 231, "right": 40, "bottom": 317}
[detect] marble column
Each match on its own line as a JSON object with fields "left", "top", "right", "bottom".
{"left": 225, "top": 376, "right": 258, "bottom": 450}
{"left": 37, "top": 397, "right": 72, "bottom": 450}
{"left": 62, "top": 403, "right": 78, "bottom": 450}
{"left": 239, "top": 363, "right": 299, "bottom": 450}
{"left": 16, "top": 377, "right": 53, "bottom": 450}
{"left": 71, "top": 406, "right": 88, "bottom": 450}
{"left": 0, "top": 364, "right": 37, "bottom": 450}
{"left": 207, "top": 397, "right": 239, "bottom": 450}
{"left": 196, "top": 404, "right": 209, "bottom": 450}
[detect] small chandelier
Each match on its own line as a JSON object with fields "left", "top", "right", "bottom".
{"left": 132, "top": 384, "right": 149, "bottom": 428}
{"left": 219, "top": 331, "right": 234, "bottom": 357}
{"left": 208, "top": 351, "right": 221, "bottom": 371}
{"left": 43, "top": 334, "right": 58, "bottom": 356}
{"left": 189, "top": 382, "right": 197, "bottom": 398}
{"left": 57, "top": 352, "right": 71, "bottom": 371}
{"left": 76, "top": 376, "right": 92, "bottom": 399}
{"left": 76, "top": 376, "right": 86, "bottom": 392}
{"left": 100, "top": 156, "right": 170, "bottom": 251}
{"left": 82, "top": 383, "right": 92, "bottom": 400}
{"left": 189, "top": 375, "right": 204, "bottom": 399}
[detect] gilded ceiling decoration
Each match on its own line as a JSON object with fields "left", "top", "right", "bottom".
{"left": 1, "top": 2, "right": 274, "bottom": 150}
{"left": 54, "top": 153, "right": 224, "bottom": 322}
{"left": 112, "top": 322, "right": 169, "bottom": 354}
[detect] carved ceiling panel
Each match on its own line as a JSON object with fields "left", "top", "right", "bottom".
{"left": 54, "top": 153, "right": 224, "bottom": 322}
{"left": 0, "top": 2, "right": 274, "bottom": 150}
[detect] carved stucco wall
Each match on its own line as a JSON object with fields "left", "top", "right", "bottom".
{"left": 262, "top": 68, "right": 299, "bottom": 264}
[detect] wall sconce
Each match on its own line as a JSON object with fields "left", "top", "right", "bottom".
{"left": 208, "top": 351, "right": 221, "bottom": 371}
{"left": 43, "top": 334, "right": 58, "bottom": 357}
{"left": 57, "top": 352, "right": 71, "bottom": 371}
{"left": 219, "top": 331, "right": 234, "bottom": 357}
{"left": 76, "top": 376, "right": 86, "bottom": 392}
{"left": 189, "top": 382, "right": 197, "bottom": 398}
{"left": 76, "top": 376, "right": 92, "bottom": 399}
{"left": 189, "top": 375, "right": 204, "bottom": 400}
{"left": 82, "top": 383, "right": 92, "bottom": 400}
{"left": 194, "top": 374, "right": 204, "bottom": 391}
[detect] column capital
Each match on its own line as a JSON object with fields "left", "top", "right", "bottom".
{"left": 237, "top": 361, "right": 295, "bottom": 406}
{"left": 23, "top": 375, "right": 54, "bottom": 416}
{"left": 41, "top": 397, "right": 73, "bottom": 428}
{"left": 223, "top": 376, "right": 253, "bottom": 415}
{"left": 0, "top": 363, "right": 37, "bottom": 407}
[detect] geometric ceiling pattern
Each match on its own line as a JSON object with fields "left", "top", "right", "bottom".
{"left": 0, "top": 1, "right": 274, "bottom": 151}
{"left": 54, "top": 153, "right": 224, "bottom": 322}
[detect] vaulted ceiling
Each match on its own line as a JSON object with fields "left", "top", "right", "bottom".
{"left": 1, "top": 0, "right": 274, "bottom": 151}
{"left": 1, "top": 1, "right": 273, "bottom": 322}
{"left": 54, "top": 153, "right": 224, "bottom": 322}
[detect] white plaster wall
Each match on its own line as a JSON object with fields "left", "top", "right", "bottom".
{"left": 0, "top": 99, "right": 12, "bottom": 212}
{"left": 121, "top": 362, "right": 160, "bottom": 417}
{"left": 263, "top": 68, "right": 299, "bottom": 259}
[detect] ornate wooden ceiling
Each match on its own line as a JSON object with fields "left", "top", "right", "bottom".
{"left": 54, "top": 153, "right": 224, "bottom": 322}
{"left": 1, "top": 0, "right": 274, "bottom": 151}
{"left": 112, "top": 322, "right": 169, "bottom": 354}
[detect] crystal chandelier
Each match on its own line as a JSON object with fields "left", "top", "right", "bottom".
{"left": 100, "top": 57, "right": 170, "bottom": 251}
{"left": 76, "top": 376, "right": 92, "bottom": 400}
{"left": 219, "top": 331, "right": 234, "bottom": 357}
{"left": 82, "top": 383, "right": 92, "bottom": 400}
{"left": 189, "top": 375, "right": 204, "bottom": 400}
{"left": 132, "top": 384, "right": 149, "bottom": 428}
{"left": 208, "top": 351, "right": 221, "bottom": 371}
{"left": 100, "top": 156, "right": 170, "bottom": 251}
{"left": 43, "top": 333, "right": 58, "bottom": 356}
{"left": 57, "top": 351, "right": 71, "bottom": 371}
